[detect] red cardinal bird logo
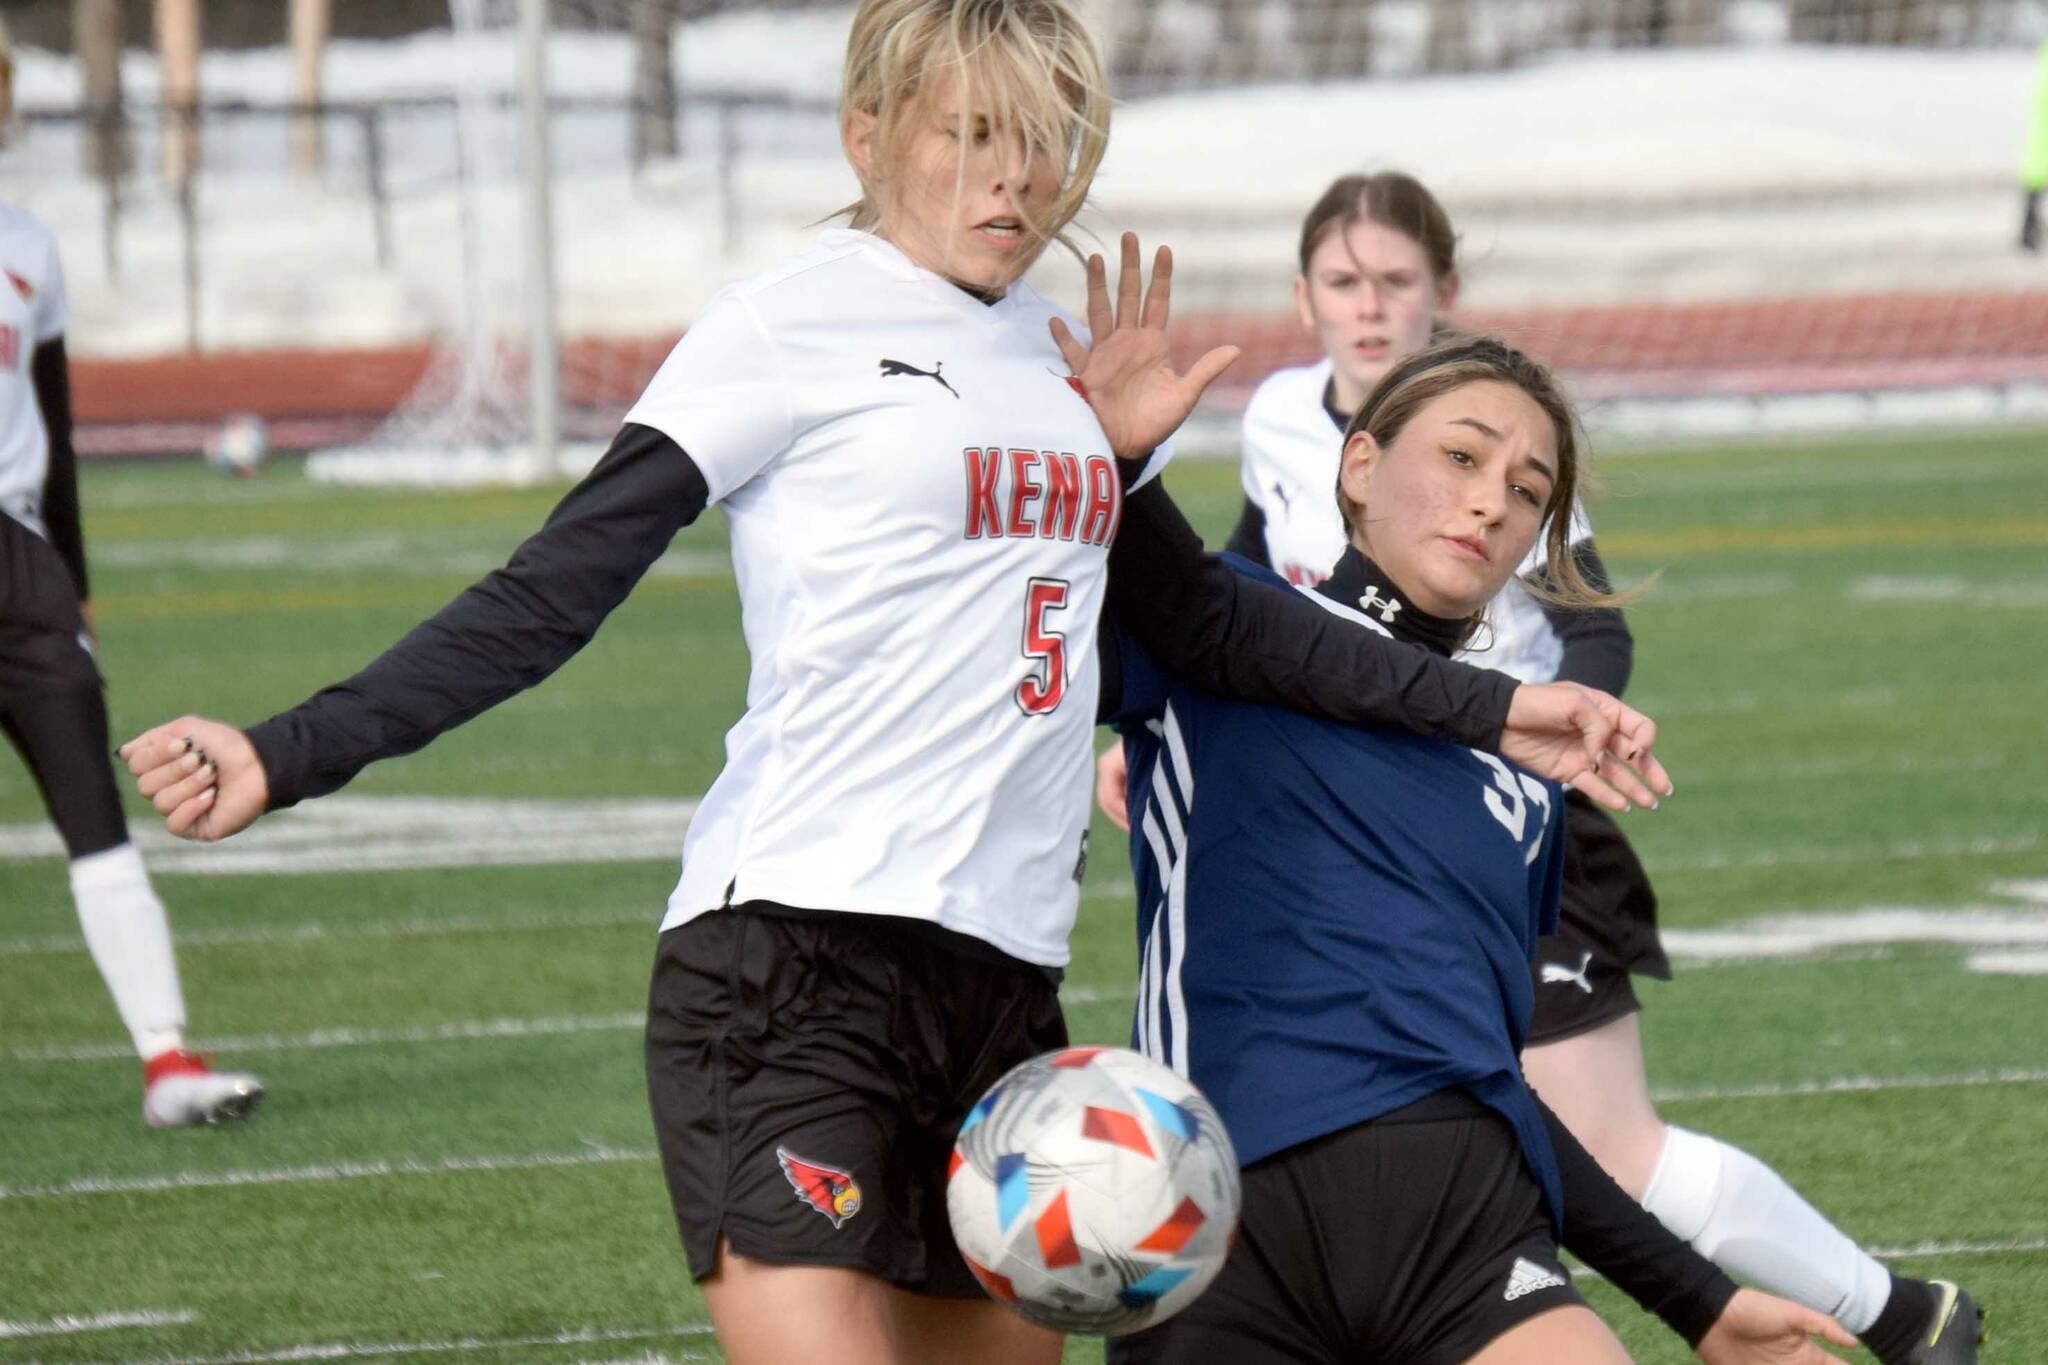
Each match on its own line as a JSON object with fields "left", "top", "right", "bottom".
{"left": 777, "top": 1147, "right": 863, "bottom": 1228}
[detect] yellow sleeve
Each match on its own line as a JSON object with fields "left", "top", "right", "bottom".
{"left": 2027, "top": 39, "right": 2048, "bottom": 192}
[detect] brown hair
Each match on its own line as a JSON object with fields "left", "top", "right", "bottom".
{"left": 838, "top": 0, "right": 1109, "bottom": 259}
{"left": 1297, "top": 171, "right": 1459, "bottom": 281}
{"left": 1337, "top": 333, "right": 1627, "bottom": 617}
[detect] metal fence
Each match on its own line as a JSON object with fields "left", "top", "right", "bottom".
{"left": 5, "top": 90, "right": 839, "bottom": 352}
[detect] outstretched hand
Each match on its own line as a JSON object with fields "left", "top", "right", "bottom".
{"left": 119, "top": 716, "right": 269, "bottom": 843}
{"left": 1695, "top": 1288, "right": 1858, "bottom": 1364}
{"left": 1048, "top": 232, "right": 1239, "bottom": 461}
{"left": 1501, "top": 681, "right": 1673, "bottom": 812}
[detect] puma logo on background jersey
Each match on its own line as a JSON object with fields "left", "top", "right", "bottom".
{"left": 880, "top": 357, "right": 959, "bottom": 398}
{"left": 4, "top": 269, "right": 32, "bottom": 302}
{"left": 1270, "top": 481, "right": 1293, "bottom": 515}
{"left": 1503, "top": 1256, "right": 1569, "bottom": 1301}
{"left": 1540, "top": 950, "right": 1595, "bottom": 994}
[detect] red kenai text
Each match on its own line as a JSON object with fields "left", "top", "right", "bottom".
{"left": 964, "top": 448, "right": 1122, "bottom": 546}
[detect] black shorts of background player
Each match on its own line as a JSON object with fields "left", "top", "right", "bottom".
{"left": 0, "top": 170, "right": 261, "bottom": 1125}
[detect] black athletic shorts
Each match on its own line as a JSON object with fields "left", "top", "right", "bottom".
{"left": 1, "top": 511, "right": 126, "bottom": 860}
{"left": 1526, "top": 792, "right": 1670, "bottom": 1046}
{"left": 643, "top": 901, "right": 1067, "bottom": 1295}
{"left": 1108, "top": 1090, "right": 1585, "bottom": 1365}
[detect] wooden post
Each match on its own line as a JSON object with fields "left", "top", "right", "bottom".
{"left": 630, "top": 0, "right": 677, "bottom": 170}
{"left": 290, "top": 0, "right": 330, "bottom": 177}
{"left": 155, "top": 0, "right": 201, "bottom": 185}
{"left": 75, "top": 0, "right": 130, "bottom": 178}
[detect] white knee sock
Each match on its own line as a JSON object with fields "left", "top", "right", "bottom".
{"left": 70, "top": 843, "right": 188, "bottom": 1060}
{"left": 1640, "top": 1125, "right": 1892, "bottom": 1334}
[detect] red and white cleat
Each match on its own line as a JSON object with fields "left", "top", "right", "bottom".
{"left": 142, "top": 1049, "right": 265, "bottom": 1127}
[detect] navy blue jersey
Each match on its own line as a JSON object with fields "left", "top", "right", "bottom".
{"left": 1109, "top": 555, "right": 1568, "bottom": 1228}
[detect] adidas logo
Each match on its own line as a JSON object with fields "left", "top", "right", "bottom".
{"left": 1503, "top": 1256, "right": 1568, "bottom": 1302}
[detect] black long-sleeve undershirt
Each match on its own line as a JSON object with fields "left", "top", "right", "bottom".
{"left": 31, "top": 336, "right": 86, "bottom": 599}
{"left": 1540, "top": 1094, "right": 1738, "bottom": 1346}
{"left": 1532, "top": 540, "right": 1633, "bottom": 697}
{"left": 1102, "top": 481, "right": 1516, "bottom": 751}
{"left": 248, "top": 423, "right": 707, "bottom": 808}
{"left": 1221, "top": 494, "right": 1269, "bottom": 565}
{"left": 249, "top": 428, "right": 1520, "bottom": 807}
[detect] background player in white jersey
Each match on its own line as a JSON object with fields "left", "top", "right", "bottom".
{"left": 1099, "top": 169, "right": 1979, "bottom": 1364}
{"left": 119, "top": 7, "right": 1669, "bottom": 1363}
{"left": 0, "top": 20, "right": 262, "bottom": 1128}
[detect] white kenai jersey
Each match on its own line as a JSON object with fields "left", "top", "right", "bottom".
{"left": 0, "top": 204, "right": 70, "bottom": 540}
{"left": 627, "top": 229, "right": 1168, "bottom": 968}
{"left": 1239, "top": 359, "right": 1589, "bottom": 686}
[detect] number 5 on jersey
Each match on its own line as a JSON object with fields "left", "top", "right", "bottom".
{"left": 1016, "top": 577, "right": 1072, "bottom": 716}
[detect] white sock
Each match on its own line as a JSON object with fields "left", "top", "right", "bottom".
{"left": 70, "top": 843, "right": 188, "bottom": 1060}
{"left": 1641, "top": 1125, "right": 1893, "bottom": 1334}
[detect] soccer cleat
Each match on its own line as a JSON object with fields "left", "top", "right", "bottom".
{"left": 1902, "top": 1280, "right": 1984, "bottom": 1365}
{"left": 142, "top": 1048, "right": 265, "bottom": 1127}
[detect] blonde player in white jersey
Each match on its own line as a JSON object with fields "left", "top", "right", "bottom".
{"left": 1101, "top": 170, "right": 1979, "bottom": 1365}
{"left": 0, "top": 20, "right": 262, "bottom": 1127}
{"left": 120, "top": 8, "right": 1677, "bottom": 1362}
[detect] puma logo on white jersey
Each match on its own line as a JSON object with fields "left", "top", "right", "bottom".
{"left": 1540, "top": 950, "right": 1594, "bottom": 994}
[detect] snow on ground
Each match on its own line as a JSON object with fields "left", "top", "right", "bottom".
{"left": 2, "top": 15, "right": 2043, "bottom": 360}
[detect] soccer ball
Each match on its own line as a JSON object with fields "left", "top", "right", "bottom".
{"left": 947, "top": 1046, "right": 1240, "bottom": 1336}
{"left": 204, "top": 413, "right": 269, "bottom": 477}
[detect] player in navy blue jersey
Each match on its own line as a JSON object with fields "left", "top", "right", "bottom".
{"left": 1103, "top": 336, "right": 1855, "bottom": 1364}
{"left": 1102, "top": 170, "right": 1981, "bottom": 1365}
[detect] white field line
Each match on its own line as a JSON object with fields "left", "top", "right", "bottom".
{"left": 7, "top": 1013, "right": 643, "bottom": 1064}
{"left": 0, "top": 1309, "right": 199, "bottom": 1339}
{"left": 0, "top": 796, "right": 701, "bottom": 873}
{"left": 0, "top": 1145, "right": 657, "bottom": 1201}
{"left": 1965, "top": 949, "right": 2048, "bottom": 975}
{"left": 15, "top": 908, "right": 2048, "bottom": 1060}
{"left": 1650, "top": 1067, "right": 2048, "bottom": 1103}
{"left": 1870, "top": 1236, "right": 2048, "bottom": 1260}
{"left": 93, "top": 537, "right": 731, "bottom": 584}
{"left": 0, "top": 908, "right": 654, "bottom": 958}
{"left": 13, "top": 1070, "right": 2048, "bottom": 1205}
{"left": 1848, "top": 574, "right": 2048, "bottom": 608}
{"left": 127, "top": 1324, "right": 717, "bottom": 1365}
{"left": 1659, "top": 907, "right": 2048, "bottom": 960}
{"left": 1575, "top": 1236, "right": 2048, "bottom": 1284}
{"left": 1, "top": 883, "right": 1135, "bottom": 959}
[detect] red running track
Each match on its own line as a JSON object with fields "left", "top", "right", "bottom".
{"left": 72, "top": 289, "right": 2048, "bottom": 457}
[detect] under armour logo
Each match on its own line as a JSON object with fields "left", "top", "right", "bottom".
{"left": 880, "top": 358, "right": 959, "bottom": 398}
{"left": 1539, "top": 950, "right": 1594, "bottom": 994}
{"left": 1357, "top": 586, "right": 1403, "bottom": 624}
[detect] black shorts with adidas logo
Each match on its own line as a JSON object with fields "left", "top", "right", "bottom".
{"left": 1108, "top": 1089, "right": 1584, "bottom": 1365}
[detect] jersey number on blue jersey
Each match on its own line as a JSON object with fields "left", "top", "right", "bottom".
{"left": 1470, "top": 751, "right": 1554, "bottom": 866}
